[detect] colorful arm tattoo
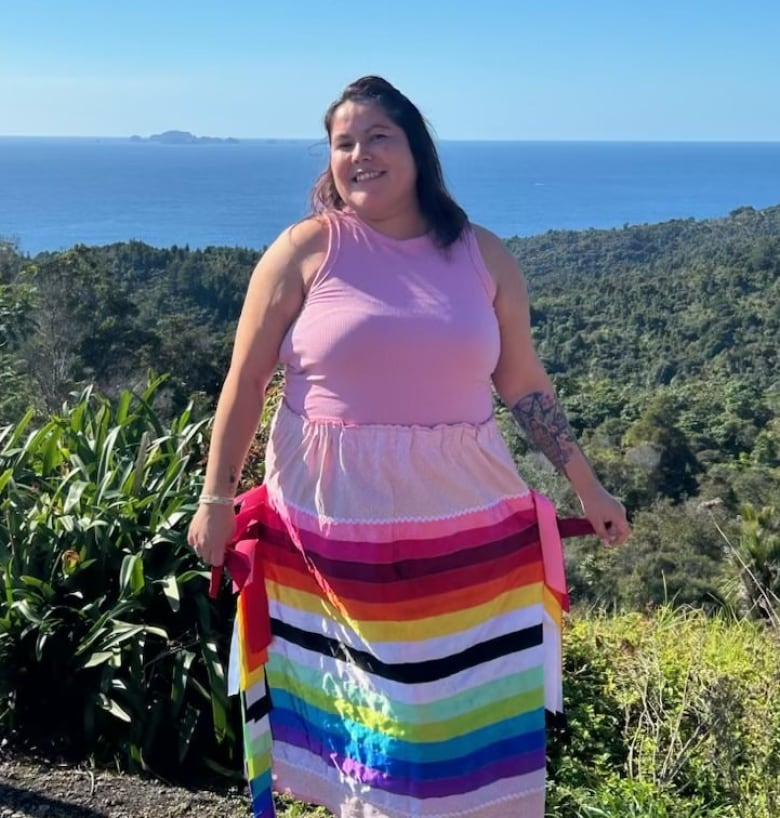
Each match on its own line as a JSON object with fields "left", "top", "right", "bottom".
{"left": 511, "top": 391, "right": 578, "bottom": 473}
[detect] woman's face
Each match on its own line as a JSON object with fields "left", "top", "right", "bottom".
{"left": 329, "top": 100, "right": 418, "bottom": 221}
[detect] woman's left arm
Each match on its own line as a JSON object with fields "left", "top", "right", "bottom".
{"left": 475, "top": 226, "right": 630, "bottom": 547}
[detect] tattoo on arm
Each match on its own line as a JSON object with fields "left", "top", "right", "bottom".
{"left": 228, "top": 465, "right": 238, "bottom": 487}
{"left": 511, "top": 391, "right": 578, "bottom": 473}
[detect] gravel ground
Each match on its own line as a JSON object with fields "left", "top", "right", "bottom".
{"left": 0, "top": 746, "right": 329, "bottom": 818}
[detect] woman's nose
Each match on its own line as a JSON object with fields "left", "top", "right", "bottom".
{"left": 352, "top": 141, "right": 372, "bottom": 162}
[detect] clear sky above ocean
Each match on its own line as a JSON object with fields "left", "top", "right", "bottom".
{"left": 1, "top": 0, "right": 779, "bottom": 141}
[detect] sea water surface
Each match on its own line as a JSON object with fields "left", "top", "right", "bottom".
{"left": 1, "top": 138, "right": 779, "bottom": 254}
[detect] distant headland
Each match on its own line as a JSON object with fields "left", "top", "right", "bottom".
{"left": 129, "top": 130, "right": 239, "bottom": 145}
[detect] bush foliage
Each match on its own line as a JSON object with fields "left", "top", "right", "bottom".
{"left": 548, "top": 609, "right": 780, "bottom": 817}
{"left": 0, "top": 379, "right": 240, "bottom": 779}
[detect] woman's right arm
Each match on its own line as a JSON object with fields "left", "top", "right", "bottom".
{"left": 187, "top": 218, "right": 328, "bottom": 566}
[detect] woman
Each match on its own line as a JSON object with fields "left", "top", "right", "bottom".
{"left": 188, "top": 75, "right": 629, "bottom": 818}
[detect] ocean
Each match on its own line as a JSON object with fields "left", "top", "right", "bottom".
{"left": 1, "top": 138, "right": 779, "bottom": 255}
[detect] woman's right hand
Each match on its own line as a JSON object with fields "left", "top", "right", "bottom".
{"left": 187, "top": 504, "right": 237, "bottom": 567}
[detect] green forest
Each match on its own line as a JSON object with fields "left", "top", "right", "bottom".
{"left": 1, "top": 205, "right": 779, "bottom": 816}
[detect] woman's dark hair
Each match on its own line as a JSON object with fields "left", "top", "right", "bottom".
{"left": 310, "top": 76, "right": 468, "bottom": 248}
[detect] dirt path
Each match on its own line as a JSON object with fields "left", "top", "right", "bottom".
{"left": 0, "top": 747, "right": 252, "bottom": 818}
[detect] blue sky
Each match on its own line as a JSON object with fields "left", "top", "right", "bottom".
{"left": 1, "top": 1, "right": 778, "bottom": 140}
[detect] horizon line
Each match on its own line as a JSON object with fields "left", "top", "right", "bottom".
{"left": 1, "top": 134, "right": 780, "bottom": 145}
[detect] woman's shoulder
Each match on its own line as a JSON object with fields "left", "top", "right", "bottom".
{"left": 469, "top": 222, "right": 508, "bottom": 258}
{"left": 276, "top": 214, "right": 331, "bottom": 255}
{"left": 468, "top": 223, "right": 524, "bottom": 290}
{"left": 257, "top": 215, "right": 329, "bottom": 284}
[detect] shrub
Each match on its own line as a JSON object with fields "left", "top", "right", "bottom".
{"left": 548, "top": 608, "right": 780, "bottom": 817}
{"left": 0, "top": 379, "right": 241, "bottom": 779}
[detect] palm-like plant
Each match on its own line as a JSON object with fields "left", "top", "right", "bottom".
{"left": 733, "top": 504, "right": 780, "bottom": 624}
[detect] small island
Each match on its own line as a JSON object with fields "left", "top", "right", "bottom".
{"left": 129, "top": 130, "right": 239, "bottom": 145}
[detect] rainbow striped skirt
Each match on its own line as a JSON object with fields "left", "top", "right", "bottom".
{"left": 224, "top": 402, "right": 587, "bottom": 818}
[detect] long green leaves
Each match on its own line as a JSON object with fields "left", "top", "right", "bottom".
{"left": 0, "top": 381, "right": 240, "bottom": 779}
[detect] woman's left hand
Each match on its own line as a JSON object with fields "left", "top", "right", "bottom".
{"left": 577, "top": 482, "right": 631, "bottom": 547}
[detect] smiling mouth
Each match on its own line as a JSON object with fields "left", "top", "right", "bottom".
{"left": 352, "top": 170, "right": 385, "bottom": 183}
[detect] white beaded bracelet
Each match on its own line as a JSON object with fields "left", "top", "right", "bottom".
{"left": 198, "top": 493, "right": 236, "bottom": 506}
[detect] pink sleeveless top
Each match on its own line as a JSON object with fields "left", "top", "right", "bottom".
{"left": 278, "top": 210, "right": 500, "bottom": 426}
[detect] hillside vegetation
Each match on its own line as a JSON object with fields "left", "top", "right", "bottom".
{"left": 1, "top": 204, "right": 779, "bottom": 815}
